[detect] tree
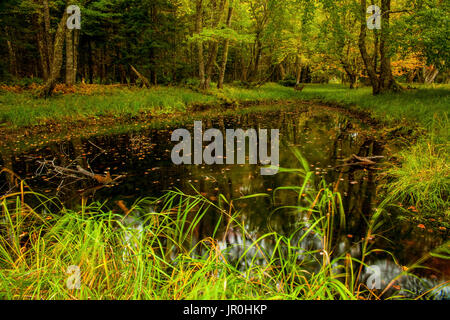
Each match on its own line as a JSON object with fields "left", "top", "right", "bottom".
{"left": 202, "top": 0, "right": 227, "bottom": 89}
{"left": 319, "top": 0, "right": 363, "bottom": 88}
{"left": 394, "top": 0, "right": 449, "bottom": 84}
{"left": 217, "top": 2, "right": 234, "bottom": 89}
{"left": 195, "top": 0, "right": 206, "bottom": 86}
{"left": 358, "top": 0, "right": 403, "bottom": 94}
{"left": 40, "top": 7, "right": 68, "bottom": 97}
{"left": 0, "top": 0, "right": 448, "bottom": 88}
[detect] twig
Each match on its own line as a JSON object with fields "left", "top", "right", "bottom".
{"left": 333, "top": 154, "right": 385, "bottom": 169}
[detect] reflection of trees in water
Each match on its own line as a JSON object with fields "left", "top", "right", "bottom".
{"left": 0, "top": 147, "right": 15, "bottom": 191}
{"left": 187, "top": 216, "right": 449, "bottom": 299}
{"left": 191, "top": 217, "right": 325, "bottom": 271}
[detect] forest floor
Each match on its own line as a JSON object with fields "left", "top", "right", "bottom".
{"left": 0, "top": 83, "right": 448, "bottom": 130}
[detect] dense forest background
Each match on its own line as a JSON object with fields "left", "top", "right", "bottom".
{"left": 0, "top": 0, "right": 448, "bottom": 95}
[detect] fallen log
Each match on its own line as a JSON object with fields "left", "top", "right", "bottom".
{"left": 130, "top": 65, "right": 151, "bottom": 88}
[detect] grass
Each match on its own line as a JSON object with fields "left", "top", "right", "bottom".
{"left": 0, "top": 195, "right": 355, "bottom": 300}
{"left": 0, "top": 83, "right": 306, "bottom": 128}
{"left": 0, "top": 152, "right": 447, "bottom": 300}
{"left": 0, "top": 86, "right": 217, "bottom": 127}
{"left": 382, "top": 116, "right": 449, "bottom": 216}
{"left": 299, "top": 84, "right": 450, "bottom": 129}
{"left": 0, "top": 82, "right": 448, "bottom": 129}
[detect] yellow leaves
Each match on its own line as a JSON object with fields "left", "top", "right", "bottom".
{"left": 0, "top": 84, "right": 23, "bottom": 93}
{"left": 391, "top": 53, "right": 425, "bottom": 76}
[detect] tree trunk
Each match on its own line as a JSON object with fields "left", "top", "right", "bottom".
{"left": 241, "top": 53, "right": 248, "bottom": 81}
{"left": 40, "top": 11, "right": 68, "bottom": 97}
{"left": 195, "top": 0, "right": 206, "bottom": 87}
{"left": 378, "top": 0, "right": 398, "bottom": 93}
{"left": 203, "top": 44, "right": 218, "bottom": 89}
{"left": 4, "top": 27, "right": 18, "bottom": 77}
{"left": 65, "top": 28, "right": 74, "bottom": 85}
{"left": 424, "top": 65, "right": 439, "bottom": 84}
{"left": 201, "top": 0, "right": 227, "bottom": 90}
{"left": 35, "top": 12, "right": 50, "bottom": 80}
{"left": 358, "top": 0, "right": 401, "bottom": 95}
{"left": 217, "top": 5, "right": 234, "bottom": 89}
{"left": 42, "top": 0, "right": 53, "bottom": 70}
{"left": 73, "top": 29, "right": 79, "bottom": 84}
{"left": 100, "top": 47, "right": 108, "bottom": 84}
{"left": 358, "top": 0, "right": 379, "bottom": 94}
{"left": 407, "top": 69, "right": 417, "bottom": 83}
{"left": 295, "top": 56, "right": 302, "bottom": 85}
{"left": 88, "top": 40, "right": 94, "bottom": 84}
{"left": 341, "top": 59, "right": 357, "bottom": 89}
{"left": 130, "top": 65, "right": 151, "bottom": 88}
{"left": 65, "top": 28, "right": 79, "bottom": 85}
{"left": 278, "top": 63, "right": 286, "bottom": 81}
{"left": 248, "top": 33, "right": 262, "bottom": 82}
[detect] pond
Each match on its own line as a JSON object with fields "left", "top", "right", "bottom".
{"left": 0, "top": 103, "right": 448, "bottom": 298}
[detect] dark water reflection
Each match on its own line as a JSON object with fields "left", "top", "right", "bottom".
{"left": 0, "top": 105, "right": 448, "bottom": 298}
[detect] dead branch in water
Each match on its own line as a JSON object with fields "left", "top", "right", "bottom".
{"left": 35, "top": 158, "right": 124, "bottom": 193}
{"left": 334, "top": 154, "right": 385, "bottom": 169}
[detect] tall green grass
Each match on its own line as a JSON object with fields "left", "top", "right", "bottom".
{"left": 382, "top": 115, "right": 449, "bottom": 216}
{"left": 1, "top": 152, "right": 443, "bottom": 300}
{"left": 0, "top": 188, "right": 353, "bottom": 299}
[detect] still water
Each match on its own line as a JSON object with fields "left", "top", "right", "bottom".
{"left": 0, "top": 104, "right": 448, "bottom": 298}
